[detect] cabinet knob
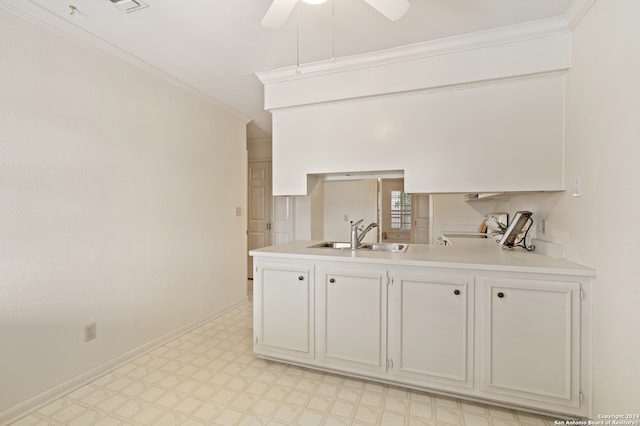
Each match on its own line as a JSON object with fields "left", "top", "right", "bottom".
{"left": 497, "top": 292, "right": 505, "bottom": 298}
{"left": 329, "top": 278, "right": 335, "bottom": 283}
{"left": 298, "top": 275, "right": 304, "bottom": 281}
{"left": 454, "top": 289, "right": 460, "bottom": 295}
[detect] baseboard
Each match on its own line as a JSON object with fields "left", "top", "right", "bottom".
{"left": 0, "top": 297, "right": 249, "bottom": 426}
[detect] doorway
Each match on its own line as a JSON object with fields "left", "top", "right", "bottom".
{"left": 247, "top": 161, "right": 295, "bottom": 280}
{"left": 379, "top": 178, "right": 430, "bottom": 244}
{"left": 248, "top": 161, "right": 271, "bottom": 279}
{"left": 313, "top": 178, "right": 430, "bottom": 245}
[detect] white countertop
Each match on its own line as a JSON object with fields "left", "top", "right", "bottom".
{"left": 250, "top": 239, "right": 596, "bottom": 277}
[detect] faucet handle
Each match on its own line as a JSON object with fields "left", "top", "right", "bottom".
{"left": 350, "top": 219, "right": 364, "bottom": 228}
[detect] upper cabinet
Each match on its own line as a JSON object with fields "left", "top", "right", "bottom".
{"left": 257, "top": 30, "right": 571, "bottom": 196}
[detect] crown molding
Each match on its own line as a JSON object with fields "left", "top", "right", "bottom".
{"left": 0, "top": 0, "right": 251, "bottom": 124}
{"left": 256, "top": 15, "right": 571, "bottom": 85}
{"left": 565, "top": 0, "right": 598, "bottom": 30}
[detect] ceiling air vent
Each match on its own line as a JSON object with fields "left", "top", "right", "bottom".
{"left": 110, "top": 0, "right": 148, "bottom": 13}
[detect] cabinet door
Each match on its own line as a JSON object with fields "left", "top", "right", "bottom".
{"left": 316, "top": 267, "right": 387, "bottom": 372}
{"left": 389, "top": 271, "right": 474, "bottom": 389}
{"left": 254, "top": 262, "right": 314, "bottom": 359}
{"left": 479, "top": 277, "right": 581, "bottom": 409}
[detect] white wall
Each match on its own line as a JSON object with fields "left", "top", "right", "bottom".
{"left": 550, "top": 0, "right": 640, "bottom": 413}
{"left": 432, "top": 192, "right": 565, "bottom": 240}
{"left": 432, "top": 194, "right": 487, "bottom": 236}
{"left": 320, "top": 180, "right": 378, "bottom": 243}
{"left": 308, "top": 184, "right": 324, "bottom": 240}
{"left": 0, "top": 9, "right": 248, "bottom": 422}
{"left": 248, "top": 137, "right": 272, "bottom": 162}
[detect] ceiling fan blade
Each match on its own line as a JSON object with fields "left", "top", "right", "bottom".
{"left": 363, "top": 0, "right": 410, "bottom": 21}
{"left": 261, "top": 0, "right": 298, "bottom": 29}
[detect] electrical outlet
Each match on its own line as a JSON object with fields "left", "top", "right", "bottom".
{"left": 541, "top": 218, "right": 547, "bottom": 235}
{"left": 572, "top": 176, "right": 582, "bottom": 197}
{"left": 84, "top": 323, "right": 96, "bottom": 342}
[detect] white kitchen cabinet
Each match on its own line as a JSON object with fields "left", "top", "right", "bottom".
{"left": 250, "top": 241, "right": 594, "bottom": 417}
{"left": 253, "top": 262, "right": 314, "bottom": 359}
{"left": 315, "top": 266, "right": 388, "bottom": 373}
{"left": 388, "top": 271, "right": 474, "bottom": 390}
{"left": 478, "top": 276, "right": 582, "bottom": 411}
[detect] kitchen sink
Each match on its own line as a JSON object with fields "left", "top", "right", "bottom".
{"left": 309, "top": 242, "right": 353, "bottom": 249}
{"left": 360, "top": 243, "right": 409, "bottom": 252}
{"left": 308, "top": 242, "right": 409, "bottom": 253}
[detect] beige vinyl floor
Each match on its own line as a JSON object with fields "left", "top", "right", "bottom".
{"left": 11, "top": 291, "right": 562, "bottom": 426}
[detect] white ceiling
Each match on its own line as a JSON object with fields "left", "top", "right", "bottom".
{"left": 1, "top": 0, "right": 578, "bottom": 138}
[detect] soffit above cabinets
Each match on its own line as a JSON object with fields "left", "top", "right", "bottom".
{"left": 271, "top": 73, "right": 567, "bottom": 195}
{"left": 265, "top": 32, "right": 570, "bottom": 196}
{"left": 258, "top": 29, "right": 571, "bottom": 111}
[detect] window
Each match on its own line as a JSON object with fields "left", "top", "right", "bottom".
{"left": 390, "top": 190, "right": 411, "bottom": 231}
{"left": 380, "top": 178, "right": 412, "bottom": 242}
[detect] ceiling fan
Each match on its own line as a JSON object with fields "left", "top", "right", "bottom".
{"left": 261, "top": 0, "right": 411, "bottom": 30}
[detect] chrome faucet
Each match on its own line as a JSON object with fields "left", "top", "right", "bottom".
{"left": 350, "top": 219, "right": 378, "bottom": 249}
